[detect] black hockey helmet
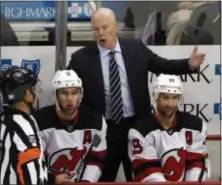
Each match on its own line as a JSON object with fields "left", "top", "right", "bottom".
{"left": 0, "top": 69, "right": 5, "bottom": 112}
{"left": 1, "top": 66, "right": 39, "bottom": 105}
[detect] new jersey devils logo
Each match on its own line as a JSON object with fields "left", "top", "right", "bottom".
{"left": 49, "top": 147, "right": 87, "bottom": 175}
{"left": 161, "top": 148, "right": 186, "bottom": 181}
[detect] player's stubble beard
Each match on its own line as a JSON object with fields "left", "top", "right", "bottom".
{"left": 57, "top": 101, "right": 78, "bottom": 121}
{"left": 156, "top": 107, "right": 178, "bottom": 129}
{"left": 157, "top": 106, "right": 178, "bottom": 119}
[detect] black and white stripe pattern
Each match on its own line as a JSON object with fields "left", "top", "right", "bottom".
{"left": 109, "top": 51, "right": 123, "bottom": 123}
{"left": 0, "top": 111, "right": 48, "bottom": 185}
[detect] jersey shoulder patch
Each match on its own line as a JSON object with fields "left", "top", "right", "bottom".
{"left": 177, "top": 112, "right": 203, "bottom": 132}
{"left": 132, "top": 115, "right": 159, "bottom": 137}
{"left": 76, "top": 104, "right": 103, "bottom": 131}
{"left": 33, "top": 105, "right": 56, "bottom": 131}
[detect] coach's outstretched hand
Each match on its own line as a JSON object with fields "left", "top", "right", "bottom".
{"left": 189, "top": 46, "right": 206, "bottom": 69}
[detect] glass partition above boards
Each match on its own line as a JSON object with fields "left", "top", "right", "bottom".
{"left": 0, "top": 1, "right": 221, "bottom": 46}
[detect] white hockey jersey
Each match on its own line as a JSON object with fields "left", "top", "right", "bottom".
{"left": 128, "top": 111, "right": 208, "bottom": 182}
{"left": 34, "top": 104, "right": 107, "bottom": 182}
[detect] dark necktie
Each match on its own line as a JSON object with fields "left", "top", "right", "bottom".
{"left": 109, "top": 51, "right": 123, "bottom": 123}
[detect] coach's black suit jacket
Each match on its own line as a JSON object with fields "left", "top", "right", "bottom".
{"left": 67, "top": 38, "right": 195, "bottom": 118}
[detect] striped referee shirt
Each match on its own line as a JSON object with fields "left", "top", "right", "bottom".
{"left": 0, "top": 108, "right": 48, "bottom": 185}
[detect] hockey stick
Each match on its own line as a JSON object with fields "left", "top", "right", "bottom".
{"left": 49, "top": 134, "right": 101, "bottom": 182}
{"left": 77, "top": 133, "right": 101, "bottom": 182}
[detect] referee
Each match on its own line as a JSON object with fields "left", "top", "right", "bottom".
{"left": 0, "top": 67, "right": 76, "bottom": 185}
{"left": 0, "top": 66, "right": 49, "bottom": 185}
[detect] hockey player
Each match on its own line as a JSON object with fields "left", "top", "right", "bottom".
{"left": 34, "top": 69, "right": 107, "bottom": 182}
{"left": 128, "top": 74, "right": 209, "bottom": 182}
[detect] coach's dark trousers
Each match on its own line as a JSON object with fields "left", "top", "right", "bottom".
{"left": 99, "top": 116, "right": 137, "bottom": 182}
